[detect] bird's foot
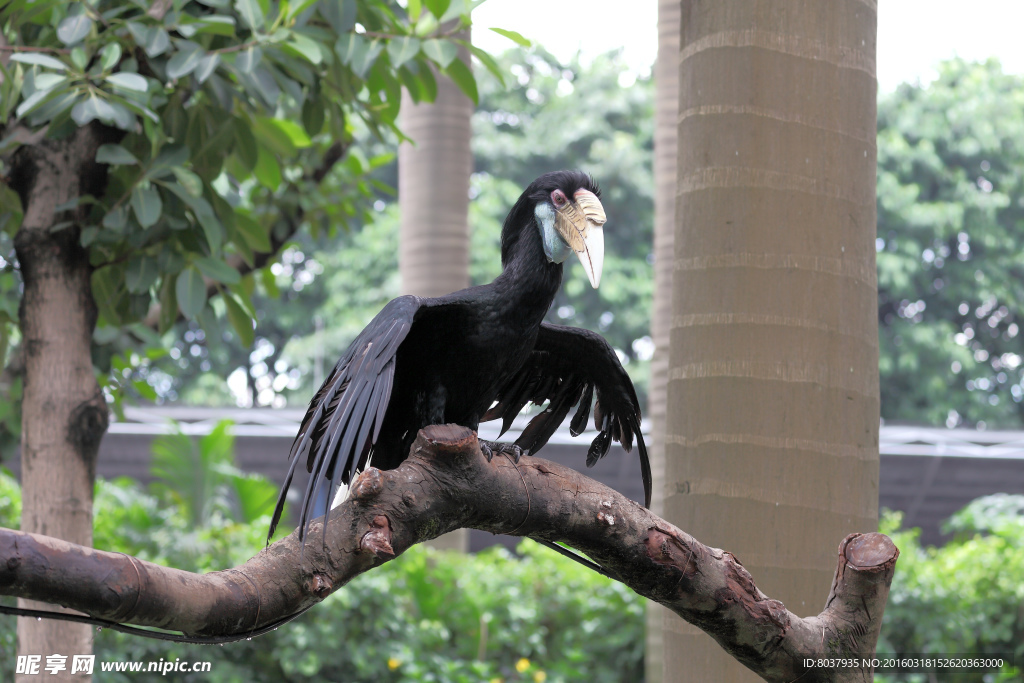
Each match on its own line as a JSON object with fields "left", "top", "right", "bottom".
{"left": 479, "top": 440, "right": 527, "bottom": 464}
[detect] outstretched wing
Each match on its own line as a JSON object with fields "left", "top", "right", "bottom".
{"left": 269, "top": 296, "right": 422, "bottom": 543}
{"left": 482, "top": 323, "right": 652, "bottom": 507}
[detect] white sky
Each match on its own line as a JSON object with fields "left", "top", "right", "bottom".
{"left": 473, "top": 0, "right": 1024, "bottom": 93}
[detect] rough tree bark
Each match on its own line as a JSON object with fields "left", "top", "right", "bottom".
{"left": 0, "top": 425, "right": 897, "bottom": 683}
{"left": 665, "top": 2, "right": 880, "bottom": 679}
{"left": 397, "top": 34, "right": 473, "bottom": 552}
{"left": 6, "top": 122, "right": 119, "bottom": 680}
{"left": 646, "top": 0, "right": 681, "bottom": 680}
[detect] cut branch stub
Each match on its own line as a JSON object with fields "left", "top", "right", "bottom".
{"left": 360, "top": 515, "right": 395, "bottom": 560}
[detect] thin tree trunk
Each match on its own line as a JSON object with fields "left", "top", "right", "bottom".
{"left": 665, "top": 2, "right": 879, "bottom": 680}
{"left": 398, "top": 39, "right": 473, "bottom": 552}
{"left": 647, "top": 0, "right": 681, "bottom": 681}
{"left": 9, "top": 123, "right": 114, "bottom": 682}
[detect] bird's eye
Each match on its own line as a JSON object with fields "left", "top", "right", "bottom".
{"left": 551, "top": 189, "right": 567, "bottom": 207}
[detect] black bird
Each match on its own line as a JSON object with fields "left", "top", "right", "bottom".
{"left": 269, "top": 170, "right": 651, "bottom": 547}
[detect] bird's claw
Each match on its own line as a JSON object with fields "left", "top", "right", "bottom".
{"left": 479, "top": 440, "right": 527, "bottom": 464}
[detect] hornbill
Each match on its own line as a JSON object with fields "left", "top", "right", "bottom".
{"left": 269, "top": 171, "right": 651, "bottom": 566}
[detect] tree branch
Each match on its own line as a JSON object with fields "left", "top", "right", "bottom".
{"left": 140, "top": 140, "right": 350, "bottom": 330}
{"left": 0, "top": 425, "right": 896, "bottom": 682}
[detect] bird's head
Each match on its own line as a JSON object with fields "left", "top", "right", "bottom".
{"left": 502, "top": 170, "right": 607, "bottom": 288}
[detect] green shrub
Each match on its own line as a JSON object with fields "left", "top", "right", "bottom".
{"left": 877, "top": 497, "right": 1024, "bottom": 683}
{"left": 0, "top": 465, "right": 643, "bottom": 682}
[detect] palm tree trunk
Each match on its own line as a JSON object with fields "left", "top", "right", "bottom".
{"left": 398, "top": 43, "right": 473, "bottom": 552}
{"left": 664, "top": 2, "right": 879, "bottom": 680}
{"left": 646, "top": 0, "right": 680, "bottom": 681}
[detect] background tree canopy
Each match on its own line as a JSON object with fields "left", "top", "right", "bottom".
{"left": 877, "top": 58, "right": 1024, "bottom": 429}
{"left": 118, "top": 54, "right": 1024, "bottom": 438}
{"left": 0, "top": 0, "right": 521, "bottom": 457}
{"left": 2, "top": 5, "right": 1023, "bottom": 443}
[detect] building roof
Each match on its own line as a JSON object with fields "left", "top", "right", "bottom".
{"left": 52, "top": 408, "right": 1024, "bottom": 547}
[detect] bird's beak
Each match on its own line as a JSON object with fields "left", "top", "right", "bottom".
{"left": 555, "top": 189, "right": 606, "bottom": 288}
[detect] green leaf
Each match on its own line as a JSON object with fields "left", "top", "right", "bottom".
{"left": 159, "top": 180, "right": 214, "bottom": 216}
{"left": 235, "top": 46, "right": 262, "bottom": 73}
{"left": 190, "top": 15, "right": 237, "bottom": 36}
{"left": 126, "top": 22, "right": 171, "bottom": 58}
{"left": 301, "top": 96, "right": 324, "bottom": 136}
{"left": 489, "top": 27, "right": 531, "bottom": 47}
{"left": 444, "top": 57, "right": 477, "bottom": 105}
{"left": 422, "top": 39, "right": 457, "bottom": 68}
{"left": 194, "top": 53, "right": 220, "bottom": 83}
{"left": 158, "top": 275, "right": 177, "bottom": 334}
{"left": 415, "top": 60, "right": 437, "bottom": 100}
{"left": 56, "top": 12, "right": 93, "bottom": 46}
{"left": 175, "top": 266, "right": 207, "bottom": 318}
{"left": 235, "top": 0, "right": 264, "bottom": 30}
{"left": 234, "top": 212, "right": 271, "bottom": 252}
{"left": 320, "top": 0, "right": 356, "bottom": 32}
{"left": 145, "top": 144, "right": 190, "bottom": 180}
{"left": 260, "top": 266, "right": 279, "bottom": 298}
{"left": 102, "top": 205, "right": 127, "bottom": 230}
{"left": 171, "top": 167, "right": 203, "bottom": 197}
{"left": 125, "top": 255, "right": 159, "bottom": 293}
{"left": 251, "top": 116, "right": 310, "bottom": 155}
{"left": 9, "top": 53, "right": 67, "bottom": 71}
{"left": 285, "top": 33, "right": 322, "bottom": 64}
{"left": 413, "top": 12, "right": 438, "bottom": 37}
{"left": 71, "top": 95, "right": 133, "bottom": 129}
{"left": 387, "top": 36, "right": 421, "bottom": 69}
{"left": 105, "top": 72, "right": 148, "bottom": 92}
{"left": 70, "top": 47, "right": 87, "bottom": 71}
{"left": 194, "top": 255, "right": 240, "bottom": 285}
{"left": 270, "top": 118, "right": 311, "bottom": 148}
{"left": 252, "top": 144, "right": 281, "bottom": 189}
{"left": 99, "top": 43, "right": 122, "bottom": 71}
{"left": 222, "top": 291, "right": 254, "bottom": 346}
{"left": 337, "top": 33, "right": 383, "bottom": 79}
{"left": 132, "top": 379, "right": 157, "bottom": 401}
{"left": 91, "top": 266, "right": 124, "bottom": 326}
{"left": 466, "top": 43, "right": 504, "bottom": 87}
{"left": 96, "top": 144, "right": 138, "bottom": 165}
{"left": 166, "top": 41, "right": 205, "bottom": 80}
{"left": 33, "top": 72, "right": 66, "bottom": 91}
{"left": 130, "top": 186, "right": 162, "bottom": 228}
{"left": 233, "top": 118, "right": 258, "bottom": 169}
{"left": 287, "top": 0, "right": 319, "bottom": 18}
{"left": 424, "top": 0, "right": 451, "bottom": 19}
{"left": 196, "top": 206, "right": 224, "bottom": 253}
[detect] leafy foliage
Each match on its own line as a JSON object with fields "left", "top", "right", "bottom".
{"left": 149, "top": 418, "right": 278, "bottom": 527}
{"left": 0, "top": 0, "right": 494, "bottom": 458}
{"left": 0, "top": 467, "right": 643, "bottom": 683}
{"left": 877, "top": 500, "right": 1024, "bottom": 682}
{"left": 877, "top": 59, "right": 1024, "bottom": 428}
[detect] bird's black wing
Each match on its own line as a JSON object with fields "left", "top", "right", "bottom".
{"left": 482, "top": 322, "right": 652, "bottom": 507}
{"left": 269, "top": 295, "right": 431, "bottom": 543}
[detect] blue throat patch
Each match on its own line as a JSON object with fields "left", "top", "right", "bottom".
{"left": 535, "top": 203, "right": 572, "bottom": 264}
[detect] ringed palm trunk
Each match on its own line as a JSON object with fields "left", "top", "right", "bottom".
{"left": 12, "top": 125, "right": 113, "bottom": 682}
{"left": 646, "top": 0, "right": 680, "bottom": 681}
{"left": 664, "top": 2, "right": 879, "bottom": 680}
{"left": 398, "top": 45, "right": 473, "bottom": 552}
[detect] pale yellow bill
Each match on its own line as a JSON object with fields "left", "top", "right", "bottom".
{"left": 555, "top": 189, "right": 606, "bottom": 288}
